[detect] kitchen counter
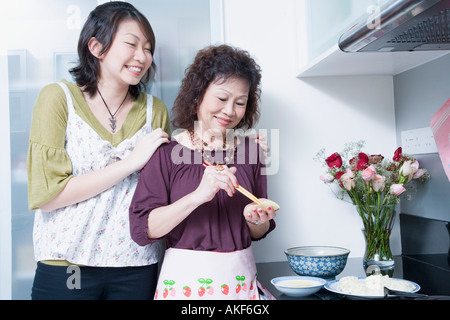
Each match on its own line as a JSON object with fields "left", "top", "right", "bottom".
{"left": 256, "top": 254, "right": 450, "bottom": 300}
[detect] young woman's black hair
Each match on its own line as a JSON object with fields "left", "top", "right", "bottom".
{"left": 70, "top": 1, "right": 156, "bottom": 99}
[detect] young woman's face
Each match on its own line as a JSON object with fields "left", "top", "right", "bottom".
{"left": 99, "top": 19, "right": 153, "bottom": 87}
{"left": 197, "top": 77, "right": 249, "bottom": 137}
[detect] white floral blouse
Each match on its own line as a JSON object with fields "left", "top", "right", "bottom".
{"left": 32, "top": 82, "right": 162, "bottom": 266}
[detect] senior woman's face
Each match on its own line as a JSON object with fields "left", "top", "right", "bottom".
{"left": 197, "top": 77, "right": 249, "bottom": 136}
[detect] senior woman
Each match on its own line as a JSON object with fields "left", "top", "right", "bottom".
{"left": 129, "top": 44, "right": 277, "bottom": 300}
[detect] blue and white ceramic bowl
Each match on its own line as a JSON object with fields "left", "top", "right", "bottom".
{"left": 271, "top": 276, "right": 326, "bottom": 297}
{"left": 285, "top": 246, "right": 350, "bottom": 279}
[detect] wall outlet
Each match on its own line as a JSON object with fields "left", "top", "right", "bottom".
{"left": 401, "top": 127, "right": 438, "bottom": 155}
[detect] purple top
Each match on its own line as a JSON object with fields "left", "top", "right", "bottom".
{"left": 129, "top": 137, "right": 275, "bottom": 252}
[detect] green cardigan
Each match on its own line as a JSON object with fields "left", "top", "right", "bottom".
{"left": 27, "top": 79, "right": 170, "bottom": 210}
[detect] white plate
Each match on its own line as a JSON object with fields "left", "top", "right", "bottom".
{"left": 324, "top": 277, "right": 421, "bottom": 299}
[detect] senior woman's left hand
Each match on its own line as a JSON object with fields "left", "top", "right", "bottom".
{"left": 243, "top": 199, "right": 276, "bottom": 226}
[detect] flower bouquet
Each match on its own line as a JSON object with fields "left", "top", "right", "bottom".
{"left": 315, "top": 141, "right": 430, "bottom": 268}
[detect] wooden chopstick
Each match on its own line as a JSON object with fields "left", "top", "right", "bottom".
{"left": 202, "top": 160, "right": 262, "bottom": 204}
{"left": 235, "top": 185, "right": 263, "bottom": 204}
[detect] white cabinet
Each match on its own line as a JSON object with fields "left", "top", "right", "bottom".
{"left": 297, "top": 0, "right": 450, "bottom": 77}
{"left": 305, "top": 0, "right": 382, "bottom": 61}
{"left": 298, "top": 43, "right": 450, "bottom": 77}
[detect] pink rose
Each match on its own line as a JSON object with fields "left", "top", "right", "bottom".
{"left": 362, "top": 165, "right": 376, "bottom": 181}
{"left": 400, "top": 160, "right": 414, "bottom": 177}
{"left": 371, "top": 174, "right": 386, "bottom": 192}
{"left": 390, "top": 184, "right": 406, "bottom": 195}
{"left": 411, "top": 160, "right": 419, "bottom": 171}
{"left": 340, "top": 169, "right": 356, "bottom": 191}
{"left": 413, "top": 169, "right": 425, "bottom": 179}
{"left": 320, "top": 173, "right": 334, "bottom": 183}
{"left": 343, "top": 168, "right": 354, "bottom": 177}
{"left": 341, "top": 177, "right": 355, "bottom": 191}
{"left": 400, "top": 160, "right": 419, "bottom": 182}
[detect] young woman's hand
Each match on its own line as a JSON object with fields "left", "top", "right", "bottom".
{"left": 193, "top": 165, "right": 239, "bottom": 204}
{"left": 254, "top": 133, "right": 270, "bottom": 153}
{"left": 40, "top": 128, "right": 169, "bottom": 212}
{"left": 126, "top": 128, "right": 170, "bottom": 172}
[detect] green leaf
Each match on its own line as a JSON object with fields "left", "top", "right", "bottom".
{"left": 198, "top": 278, "right": 206, "bottom": 284}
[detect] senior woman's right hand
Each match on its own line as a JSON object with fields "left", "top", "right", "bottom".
{"left": 193, "top": 165, "right": 239, "bottom": 204}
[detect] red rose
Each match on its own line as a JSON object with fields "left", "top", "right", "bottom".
{"left": 326, "top": 152, "right": 342, "bottom": 168}
{"left": 393, "top": 147, "right": 402, "bottom": 162}
{"left": 369, "top": 154, "right": 384, "bottom": 164}
{"left": 334, "top": 171, "right": 344, "bottom": 187}
{"left": 350, "top": 153, "right": 369, "bottom": 171}
{"left": 358, "top": 153, "right": 370, "bottom": 170}
{"left": 334, "top": 171, "right": 344, "bottom": 180}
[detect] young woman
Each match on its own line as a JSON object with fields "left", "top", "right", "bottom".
{"left": 28, "top": 2, "right": 170, "bottom": 299}
{"left": 129, "top": 45, "right": 277, "bottom": 300}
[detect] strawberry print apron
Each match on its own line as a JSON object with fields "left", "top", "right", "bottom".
{"left": 154, "top": 246, "right": 275, "bottom": 300}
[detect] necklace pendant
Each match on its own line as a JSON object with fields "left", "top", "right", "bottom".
{"left": 110, "top": 117, "right": 116, "bottom": 133}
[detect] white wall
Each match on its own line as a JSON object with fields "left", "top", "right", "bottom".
{"left": 394, "top": 54, "right": 450, "bottom": 223}
{"left": 217, "top": 0, "right": 399, "bottom": 262}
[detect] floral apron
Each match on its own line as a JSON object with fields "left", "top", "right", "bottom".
{"left": 154, "top": 246, "right": 275, "bottom": 300}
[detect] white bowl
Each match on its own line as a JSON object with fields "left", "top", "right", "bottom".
{"left": 271, "top": 276, "right": 326, "bottom": 297}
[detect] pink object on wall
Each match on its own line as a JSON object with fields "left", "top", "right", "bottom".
{"left": 431, "top": 99, "right": 450, "bottom": 182}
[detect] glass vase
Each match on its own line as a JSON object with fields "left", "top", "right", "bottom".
{"left": 355, "top": 205, "right": 396, "bottom": 270}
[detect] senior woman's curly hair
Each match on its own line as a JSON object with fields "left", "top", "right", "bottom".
{"left": 171, "top": 45, "right": 262, "bottom": 132}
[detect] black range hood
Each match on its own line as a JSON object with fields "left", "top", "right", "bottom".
{"left": 339, "top": 0, "right": 450, "bottom": 52}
